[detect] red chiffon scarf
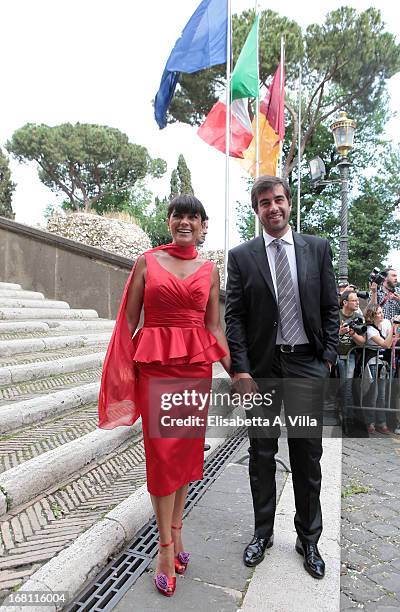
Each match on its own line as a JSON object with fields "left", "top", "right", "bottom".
{"left": 98, "top": 243, "right": 198, "bottom": 429}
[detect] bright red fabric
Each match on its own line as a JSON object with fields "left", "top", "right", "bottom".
{"left": 137, "top": 362, "right": 212, "bottom": 496}
{"left": 98, "top": 243, "right": 225, "bottom": 429}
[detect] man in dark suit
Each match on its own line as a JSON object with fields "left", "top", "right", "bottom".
{"left": 225, "top": 175, "right": 339, "bottom": 579}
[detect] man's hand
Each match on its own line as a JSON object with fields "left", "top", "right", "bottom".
{"left": 324, "top": 360, "right": 333, "bottom": 372}
{"left": 339, "top": 323, "right": 350, "bottom": 336}
{"left": 231, "top": 373, "right": 259, "bottom": 396}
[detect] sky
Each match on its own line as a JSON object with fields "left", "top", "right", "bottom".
{"left": 1, "top": 0, "right": 399, "bottom": 271}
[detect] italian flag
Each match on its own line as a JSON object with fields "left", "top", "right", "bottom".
{"left": 197, "top": 16, "right": 259, "bottom": 158}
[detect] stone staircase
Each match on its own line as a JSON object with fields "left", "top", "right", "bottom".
{"left": 0, "top": 281, "right": 147, "bottom": 598}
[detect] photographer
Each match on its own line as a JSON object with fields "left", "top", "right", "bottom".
{"left": 338, "top": 291, "right": 366, "bottom": 433}
{"left": 369, "top": 268, "right": 400, "bottom": 320}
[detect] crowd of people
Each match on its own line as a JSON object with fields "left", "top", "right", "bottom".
{"left": 337, "top": 270, "right": 400, "bottom": 436}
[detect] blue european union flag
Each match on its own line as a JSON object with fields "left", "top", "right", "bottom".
{"left": 154, "top": 0, "right": 228, "bottom": 129}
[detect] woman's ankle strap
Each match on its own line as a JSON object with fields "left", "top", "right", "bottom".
{"left": 159, "top": 539, "right": 173, "bottom": 548}
{"left": 171, "top": 524, "right": 182, "bottom": 530}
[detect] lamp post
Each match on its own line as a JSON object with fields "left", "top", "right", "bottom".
{"left": 330, "top": 111, "right": 356, "bottom": 285}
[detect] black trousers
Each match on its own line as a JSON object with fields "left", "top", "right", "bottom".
{"left": 248, "top": 348, "right": 328, "bottom": 544}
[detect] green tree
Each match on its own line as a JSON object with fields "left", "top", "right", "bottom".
{"left": 167, "top": 7, "right": 399, "bottom": 178}
{"left": 232, "top": 10, "right": 400, "bottom": 265}
{"left": 0, "top": 148, "right": 15, "bottom": 219}
{"left": 348, "top": 147, "right": 400, "bottom": 287}
{"left": 236, "top": 177, "right": 255, "bottom": 242}
{"left": 124, "top": 181, "right": 154, "bottom": 221}
{"left": 170, "top": 169, "right": 179, "bottom": 199}
{"left": 6, "top": 123, "right": 167, "bottom": 212}
{"left": 169, "top": 154, "right": 194, "bottom": 198}
{"left": 177, "top": 154, "right": 194, "bottom": 194}
{"left": 236, "top": 200, "right": 255, "bottom": 242}
{"left": 140, "top": 196, "right": 170, "bottom": 247}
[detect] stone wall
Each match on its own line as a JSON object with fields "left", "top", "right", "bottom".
{"left": 0, "top": 217, "right": 133, "bottom": 319}
{"left": 202, "top": 248, "right": 224, "bottom": 286}
{"left": 46, "top": 212, "right": 151, "bottom": 259}
{"left": 0, "top": 216, "right": 226, "bottom": 322}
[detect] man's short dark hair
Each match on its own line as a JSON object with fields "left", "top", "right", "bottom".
{"left": 340, "top": 289, "right": 357, "bottom": 308}
{"left": 340, "top": 290, "right": 356, "bottom": 306}
{"left": 251, "top": 175, "right": 292, "bottom": 211}
{"left": 167, "top": 194, "right": 207, "bottom": 221}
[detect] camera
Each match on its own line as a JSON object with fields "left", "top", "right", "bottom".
{"left": 368, "top": 267, "right": 386, "bottom": 286}
{"left": 345, "top": 317, "right": 367, "bottom": 335}
{"left": 393, "top": 317, "right": 400, "bottom": 335}
{"left": 356, "top": 291, "right": 369, "bottom": 300}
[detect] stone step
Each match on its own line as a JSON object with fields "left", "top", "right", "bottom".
{"left": 0, "top": 308, "right": 99, "bottom": 321}
{"left": 44, "top": 319, "right": 114, "bottom": 331}
{"left": 0, "top": 433, "right": 229, "bottom": 599}
{"left": 0, "top": 343, "right": 107, "bottom": 369}
{"left": 0, "top": 384, "right": 100, "bottom": 435}
{"left": 0, "top": 321, "right": 51, "bottom": 335}
{"left": 0, "top": 424, "right": 140, "bottom": 515}
{"left": 45, "top": 319, "right": 115, "bottom": 331}
{"left": 0, "top": 401, "right": 99, "bottom": 470}
{"left": 0, "top": 351, "right": 105, "bottom": 386}
{"left": 0, "top": 365, "right": 102, "bottom": 405}
{"left": 0, "top": 279, "right": 233, "bottom": 601}
{"left": 0, "top": 283, "right": 22, "bottom": 290}
{"left": 0, "top": 319, "right": 114, "bottom": 337}
{"left": 0, "top": 436, "right": 147, "bottom": 592}
{"left": 0, "top": 332, "right": 112, "bottom": 357}
{"left": 0, "top": 299, "right": 69, "bottom": 309}
{"left": 0, "top": 290, "right": 45, "bottom": 300}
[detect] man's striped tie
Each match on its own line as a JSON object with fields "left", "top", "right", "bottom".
{"left": 273, "top": 239, "right": 302, "bottom": 345}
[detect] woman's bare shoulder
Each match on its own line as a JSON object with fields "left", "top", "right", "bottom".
{"left": 132, "top": 254, "right": 147, "bottom": 278}
{"left": 135, "top": 254, "right": 147, "bottom": 267}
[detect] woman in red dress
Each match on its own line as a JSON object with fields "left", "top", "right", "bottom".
{"left": 98, "top": 195, "right": 231, "bottom": 596}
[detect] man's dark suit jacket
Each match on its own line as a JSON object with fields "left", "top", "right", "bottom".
{"left": 225, "top": 232, "right": 339, "bottom": 378}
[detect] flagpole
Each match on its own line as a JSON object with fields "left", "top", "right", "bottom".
{"left": 224, "top": 0, "right": 231, "bottom": 288}
{"left": 254, "top": 2, "right": 260, "bottom": 238}
{"left": 296, "top": 65, "right": 302, "bottom": 233}
{"left": 278, "top": 36, "right": 285, "bottom": 178}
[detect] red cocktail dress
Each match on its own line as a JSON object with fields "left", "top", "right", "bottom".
{"left": 98, "top": 246, "right": 226, "bottom": 496}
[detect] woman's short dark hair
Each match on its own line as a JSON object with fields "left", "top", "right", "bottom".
{"left": 250, "top": 175, "right": 292, "bottom": 211}
{"left": 167, "top": 194, "right": 207, "bottom": 221}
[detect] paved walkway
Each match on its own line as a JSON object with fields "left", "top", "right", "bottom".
{"left": 114, "top": 435, "right": 342, "bottom": 612}
{"left": 114, "top": 439, "right": 289, "bottom": 611}
{"left": 341, "top": 435, "right": 400, "bottom": 611}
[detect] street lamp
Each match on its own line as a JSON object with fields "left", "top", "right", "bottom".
{"left": 330, "top": 111, "right": 356, "bottom": 285}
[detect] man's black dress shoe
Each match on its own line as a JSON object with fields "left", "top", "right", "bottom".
{"left": 295, "top": 537, "right": 325, "bottom": 579}
{"left": 243, "top": 535, "right": 274, "bottom": 567}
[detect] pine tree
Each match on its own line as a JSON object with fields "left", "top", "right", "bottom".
{"left": 177, "top": 154, "right": 194, "bottom": 195}
{"left": 0, "top": 149, "right": 15, "bottom": 219}
{"left": 170, "top": 169, "right": 179, "bottom": 199}
{"left": 169, "top": 155, "right": 194, "bottom": 199}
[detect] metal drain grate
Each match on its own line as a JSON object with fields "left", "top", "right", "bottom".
{"left": 67, "top": 427, "right": 247, "bottom": 612}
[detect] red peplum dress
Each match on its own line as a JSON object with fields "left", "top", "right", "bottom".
{"left": 98, "top": 247, "right": 226, "bottom": 497}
